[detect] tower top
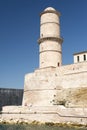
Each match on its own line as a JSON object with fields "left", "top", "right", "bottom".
{"left": 44, "top": 7, "right": 56, "bottom": 11}
{"left": 40, "top": 7, "right": 60, "bottom": 17}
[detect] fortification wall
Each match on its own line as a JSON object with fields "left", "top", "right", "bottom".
{"left": 23, "top": 62, "right": 87, "bottom": 107}
{"left": 56, "top": 61, "right": 87, "bottom": 75}
{"left": 1, "top": 106, "right": 87, "bottom": 125}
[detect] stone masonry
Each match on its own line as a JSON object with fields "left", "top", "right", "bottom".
{"left": 22, "top": 62, "right": 87, "bottom": 108}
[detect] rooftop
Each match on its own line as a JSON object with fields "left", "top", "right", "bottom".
{"left": 73, "top": 51, "right": 87, "bottom": 55}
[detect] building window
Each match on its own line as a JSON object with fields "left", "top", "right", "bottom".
{"left": 58, "top": 62, "right": 60, "bottom": 67}
{"left": 83, "top": 55, "right": 86, "bottom": 61}
{"left": 77, "top": 56, "right": 79, "bottom": 62}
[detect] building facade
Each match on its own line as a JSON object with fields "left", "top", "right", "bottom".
{"left": 74, "top": 51, "right": 87, "bottom": 63}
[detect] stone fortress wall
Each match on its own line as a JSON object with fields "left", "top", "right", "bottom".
{"left": 1, "top": 105, "right": 87, "bottom": 124}
{"left": 23, "top": 61, "right": 87, "bottom": 107}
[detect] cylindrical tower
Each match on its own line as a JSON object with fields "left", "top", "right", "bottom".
{"left": 38, "top": 7, "right": 63, "bottom": 68}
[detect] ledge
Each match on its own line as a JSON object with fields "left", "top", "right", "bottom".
{"left": 40, "top": 10, "right": 61, "bottom": 17}
{"left": 38, "top": 37, "right": 63, "bottom": 44}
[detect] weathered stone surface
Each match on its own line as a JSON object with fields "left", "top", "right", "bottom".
{"left": 23, "top": 62, "right": 87, "bottom": 108}
{"left": 39, "top": 7, "right": 62, "bottom": 68}
{"left": 1, "top": 105, "right": 87, "bottom": 125}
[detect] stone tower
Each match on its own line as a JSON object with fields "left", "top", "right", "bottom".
{"left": 22, "top": 7, "right": 64, "bottom": 107}
{"left": 38, "top": 7, "right": 63, "bottom": 68}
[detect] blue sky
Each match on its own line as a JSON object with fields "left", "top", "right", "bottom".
{"left": 0, "top": 0, "right": 87, "bottom": 89}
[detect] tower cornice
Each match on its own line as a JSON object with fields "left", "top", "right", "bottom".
{"left": 38, "top": 37, "right": 63, "bottom": 44}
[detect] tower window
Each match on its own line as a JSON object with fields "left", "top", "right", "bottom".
{"left": 41, "top": 34, "right": 43, "bottom": 37}
{"left": 77, "top": 56, "right": 79, "bottom": 62}
{"left": 83, "top": 55, "right": 86, "bottom": 61}
{"left": 58, "top": 62, "right": 60, "bottom": 66}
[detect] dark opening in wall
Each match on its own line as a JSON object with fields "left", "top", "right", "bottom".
{"left": 84, "top": 55, "right": 86, "bottom": 61}
{"left": 77, "top": 56, "right": 79, "bottom": 62}
{"left": 41, "top": 34, "right": 43, "bottom": 37}
{"left": 58, "top": 62, "right": 60, "bottom": 66}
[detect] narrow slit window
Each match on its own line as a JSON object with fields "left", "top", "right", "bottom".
{"left": 84, "top": 55, "right": 86, "bottom": 61}
{"left": 58, "top": 62, "right": 60, "bottom": 67}
{"left": 77, "top": 56, "right": 79, "bottom": 62}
